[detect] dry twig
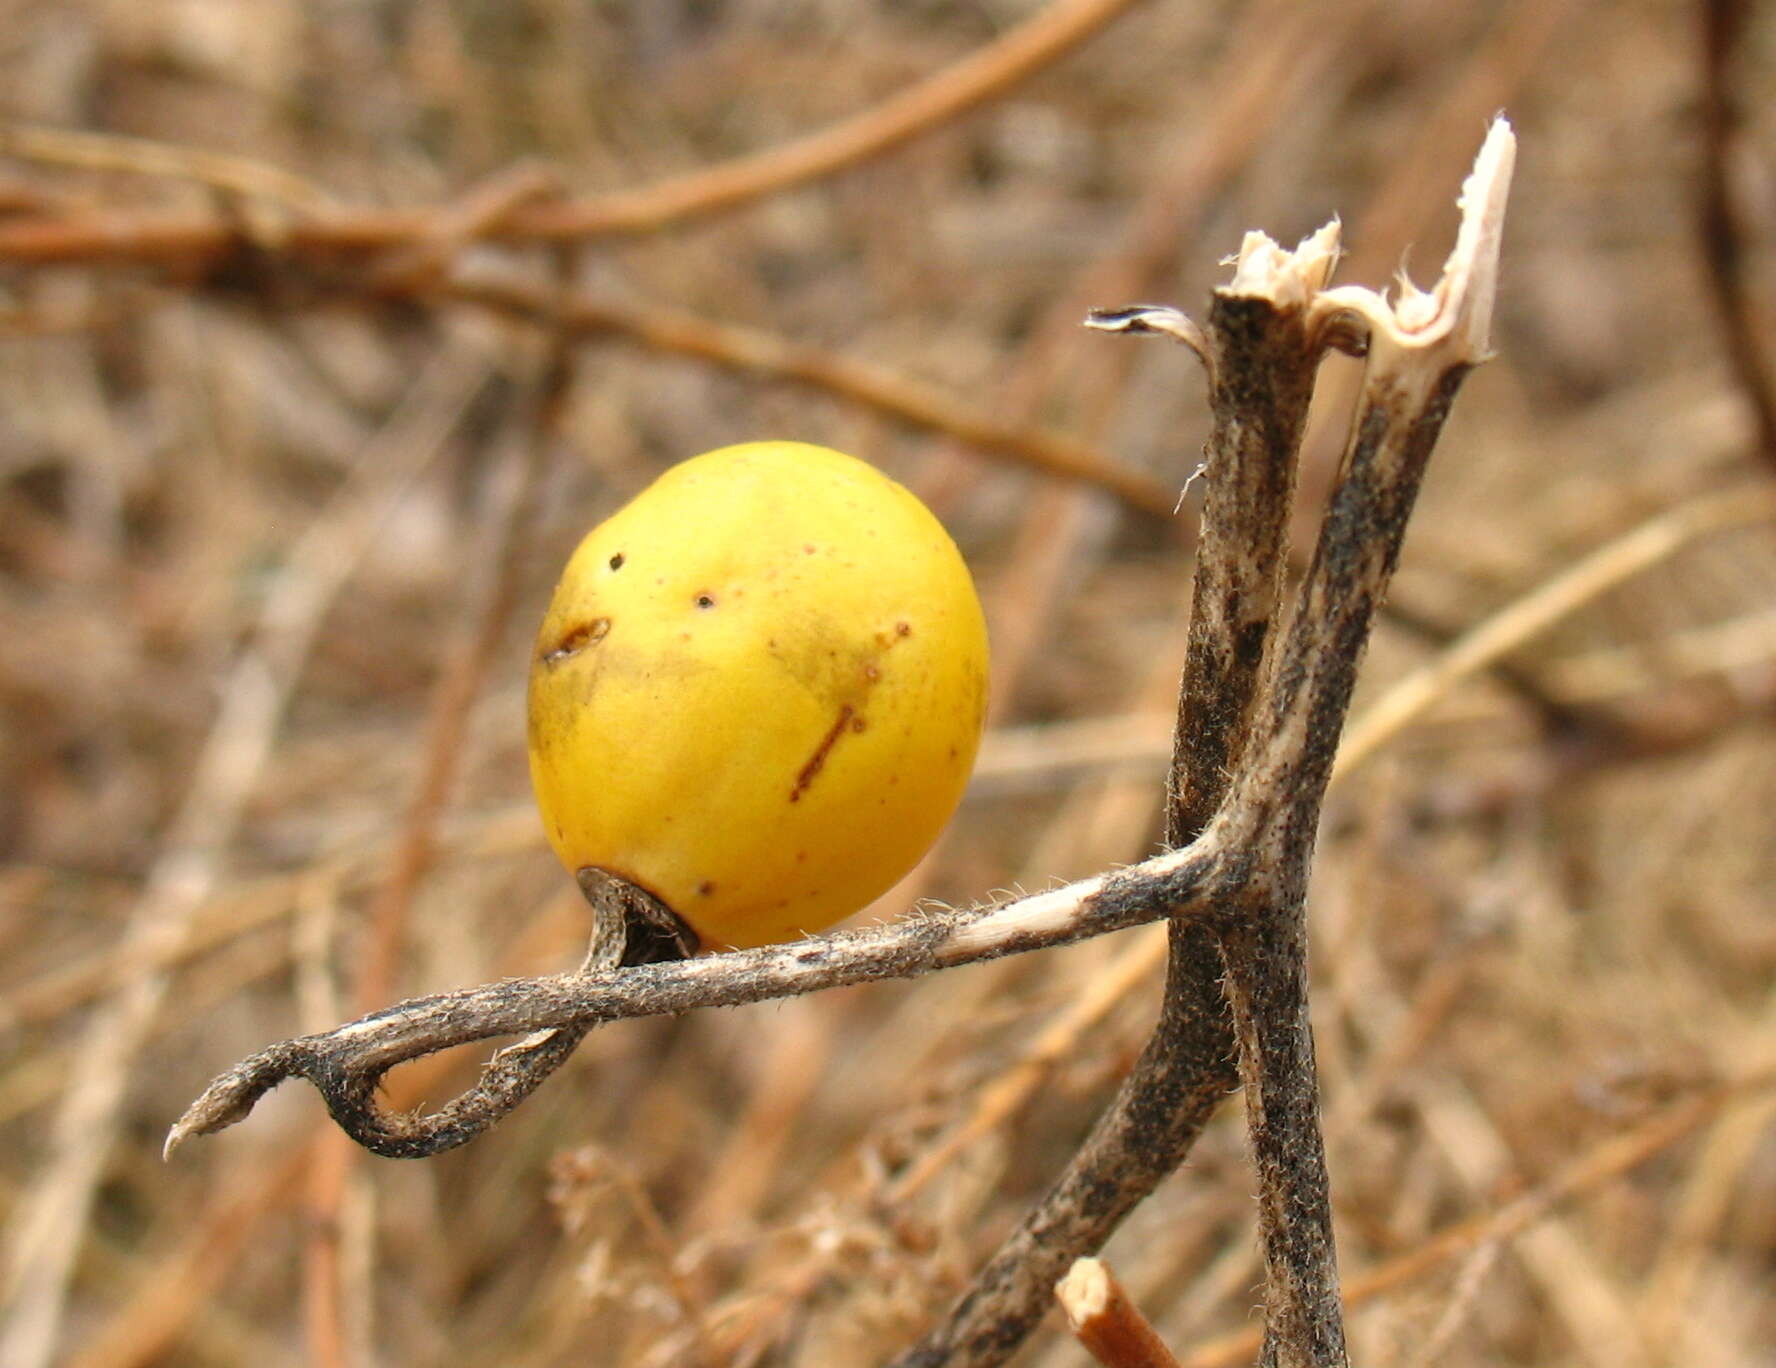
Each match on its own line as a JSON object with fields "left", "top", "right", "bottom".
{"left": 1337, "top": 482, "right": 1776, "bottom": 774}
{"left": 896, "top": 226, "right": 1339, "bottom": 1367}
{"left": 0, "top": 0, "right": 1142, "bottom": 269}
{"left": 898, "top": 121, "right": 1515, "bottom": 1368}
{"left": 1696, "top": 0, "right": 1776, "bottom": 470}
{"left": 1057, "top": 1258, "right": 1183, "bottom": 1368}
{"left": 168, "top": 119, "right": 1517, "bottom": 1368}
{"left": 425, "top": 269, "right": 1178, "bottom": 516}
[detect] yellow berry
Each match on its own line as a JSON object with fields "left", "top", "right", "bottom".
{"left": 527, "top": 441, "right": 989, "bottom": 951}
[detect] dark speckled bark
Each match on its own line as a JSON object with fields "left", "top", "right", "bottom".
{"left": 1208, "top": 362, "right": 1472, "bottom": 1368}
{"left": 898, "top": 282, "right": 1323, "bottom": 1368}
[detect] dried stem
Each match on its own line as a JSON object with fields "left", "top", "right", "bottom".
{"left": 0, "top": 0, "right": 1141, "bottom": 269}
{"left": 1057, "top": 1258, "right": 1184, "bottom": 1368}
{"left": 1206, "top": 118, "right": 1512, "bottom": 1368}
{"left": 0, "top": 122, "right": 338, "bottom": 215}
{"left": 1336, "top": 483, "right": 1776, "bottom": 776}
{"left": 1216, "top": 360, "right": 1474, "bottom": 1368}
{"left": 425, "top": 269, "right": 1178, "bottom": 516}
{"left": 166, "top": 120, "right": 1518, "bottom": 1368}
{"left": 1696, "top": 0, "right": 1776, "bottom": 471}
{"left": 894, "top": 230, "right": 1339, "bottom": 1368}
{"left": 898, "top": 119, "right": 1513, "bottom": 1367}
{"left": 166, "top": 848, "right": 1222, "bottom": 1159}
{"left": 1153, "top": 238, "right": 1343, "bottom": 1368}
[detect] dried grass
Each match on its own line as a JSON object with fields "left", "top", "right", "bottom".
{"left": 2, "top": 1, "right": 1773, "bottom": 1365}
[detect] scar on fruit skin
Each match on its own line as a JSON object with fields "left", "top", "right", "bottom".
{"left": 543, "top": 617, "right": 611, "bottom": 664}
{"left": 790, "top": 704, "right": 854, "bottom": 803}
{"left": 788, "top": 618, "right": 909, "bottom": 800}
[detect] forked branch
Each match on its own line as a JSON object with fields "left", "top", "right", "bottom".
{"left": 167, "top": 846, "right": 1225, "bottom": 1158}
{"left": 169, "top": 118, "right": 1516, "bottom": 1368}
{"left": 897, "top": 119, "right": 1514, "bottom": 1367}
{"left": 895, "top": 219, "right": 1340, "bottom": 1368}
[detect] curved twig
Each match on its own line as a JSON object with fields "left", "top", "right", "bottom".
{"left": 167, "top": 841, "right": 1225, "bottom": 1159}
{"left": 0, "top": 0, "right": 1144, "bottom": 268}
{"left": 425, "top": 268, "right": 1180, "bottom": 517}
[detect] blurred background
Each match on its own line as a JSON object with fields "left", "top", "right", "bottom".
{"left": 1, "top": 1, "right": 1774, "bottom": 1365}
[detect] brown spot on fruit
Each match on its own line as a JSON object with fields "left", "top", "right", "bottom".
{"left": 895, "top": 621, "right": 912, "bottom": 637}
{"left": 864, "top": 663, "right": 880, "bottom": 681}
{"left": 698, "top": 881, "right": 715, "bottom": 897}
{"left": 608, "top": 552, "right": 625, "bottom": 570}
{"left": 790, "top": 704, "right": 855, "bottom": 803}
{"left": 851, "top": 716, "right": 867, "bottom": 733}
{"left": 695, "top": 593, "right": 716, "bottom": 609}
{"left": 542, "top": 617, "right": 611, "bottom": 664}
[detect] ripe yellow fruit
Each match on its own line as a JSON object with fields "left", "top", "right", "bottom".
{"left": 527, "top": 441, "right": 989, "bottom": 952}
